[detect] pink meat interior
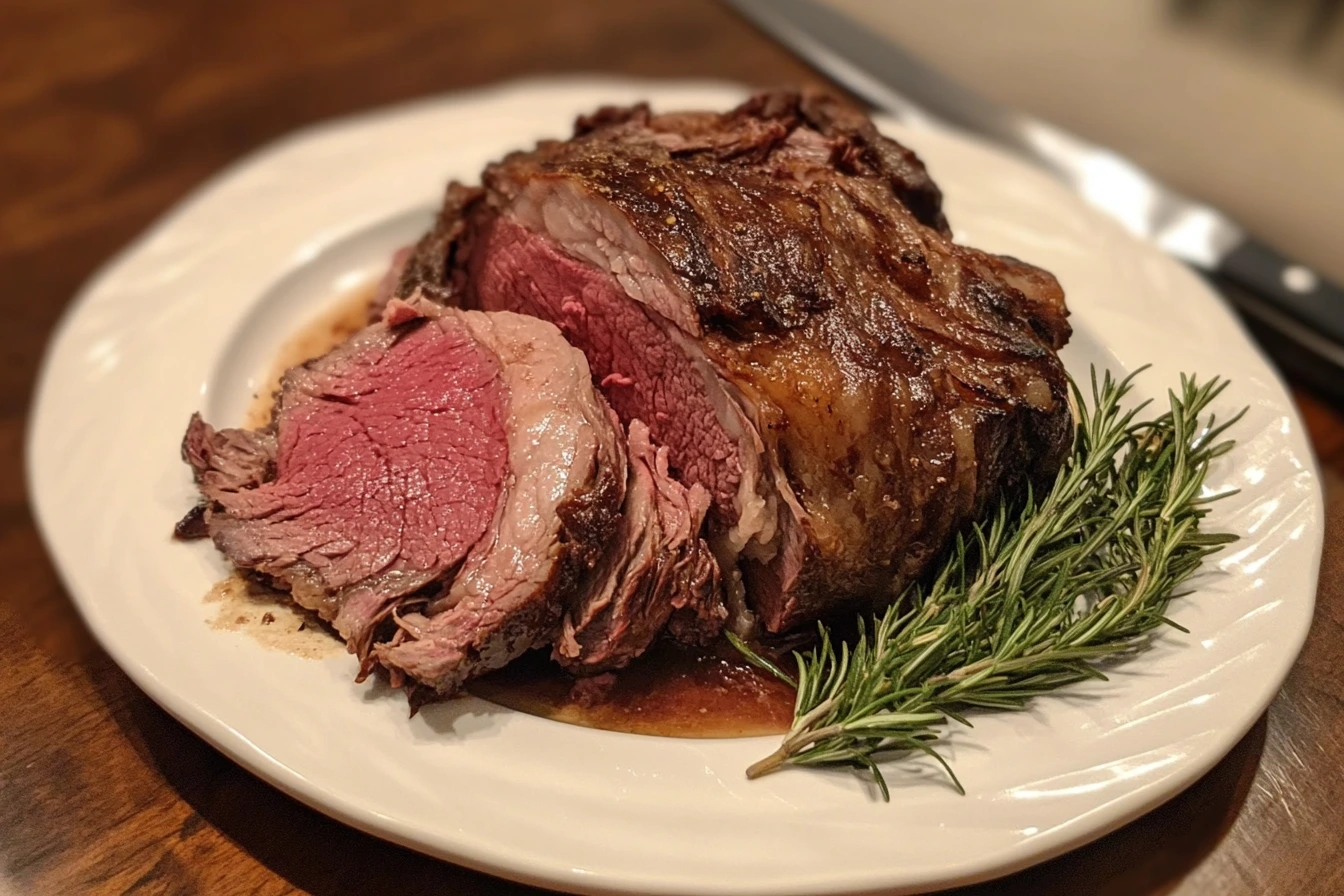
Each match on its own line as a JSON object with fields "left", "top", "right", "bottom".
{"left": 214, "top": 318, "right": 509, "bottom": 589}
{"left": 471, "top": 216, "right": 741, "bottom": 510}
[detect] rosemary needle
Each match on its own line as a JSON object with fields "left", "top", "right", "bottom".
{"left": 732, "top": 367, "right": 1243, "bottom": 799}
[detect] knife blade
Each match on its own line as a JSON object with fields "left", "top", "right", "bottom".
{"left": 725, "top": 0, "right": 1344, "bottom": 399}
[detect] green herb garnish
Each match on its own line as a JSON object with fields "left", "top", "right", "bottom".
{"left": 731, "top": 367, "right": 1243, "bottom": 799}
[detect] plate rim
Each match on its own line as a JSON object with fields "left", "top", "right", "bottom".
{"left": 27, "top": 76, "right": 1324, "bottom": 896}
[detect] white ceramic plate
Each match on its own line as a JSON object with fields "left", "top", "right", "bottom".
{"left": 28, "top": 79, "right": 1322, "bottom": 895}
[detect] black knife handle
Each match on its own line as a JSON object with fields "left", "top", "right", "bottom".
{"left": 1214, "top": 239, "right": 1344, "bottom": 350}
{"left": 1208, "top": 274, "right": 1344, "bottom": 405}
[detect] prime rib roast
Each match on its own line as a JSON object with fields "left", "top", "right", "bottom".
{"left": 179, "top": 88, "right": 1072, "bottom": 702}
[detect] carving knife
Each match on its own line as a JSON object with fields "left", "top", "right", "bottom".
{"left": 725, "top": 0, "right": 1344, "bottom": 399}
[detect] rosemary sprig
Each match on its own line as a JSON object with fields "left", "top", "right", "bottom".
{"left": 732, "top": 368, "right": 1243, "bottom": 799}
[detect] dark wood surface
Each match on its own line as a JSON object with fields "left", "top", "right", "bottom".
{"left": 3, "top": 1, "right": 1341, "bottom": 893}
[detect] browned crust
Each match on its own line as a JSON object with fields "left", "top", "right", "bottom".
{"left": 396, "top": 181, "right": 485, "bottom": 301}
{"left": 416, "top": 87, "right": 1074, "bottom": 634}
{"left": 554, "top": 443, "right": 627, "bottom": 593}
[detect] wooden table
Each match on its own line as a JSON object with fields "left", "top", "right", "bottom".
{"left": 3, "top": 1, "right": 1341, "bottom": 893}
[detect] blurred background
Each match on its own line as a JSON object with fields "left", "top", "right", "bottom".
{"left": 5, "top": 0, "right": 1343, "bottom": 282}
{"left": 837, "top": 0, "right": 1344, "bottom": 289}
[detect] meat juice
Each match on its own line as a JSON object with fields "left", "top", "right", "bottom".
{"left": 471, "top": 639, "right": 795, "bottom": 738}
{"left": 205, "top": 573, "right": 343, "bottom": 660}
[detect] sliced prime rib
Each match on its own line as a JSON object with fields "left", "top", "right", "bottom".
{"left": 396, "top": 87, "right": 1073, "bottom": 634}
{"left": 369, "top": 300, "right": 630, "bottom": 697}
{"left": 181, "top": 295, "right": 626, "bottom": 694}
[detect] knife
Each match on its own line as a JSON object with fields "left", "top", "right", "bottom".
{"left": 725, "top": 0, "right": 1344, "bottom": 400}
